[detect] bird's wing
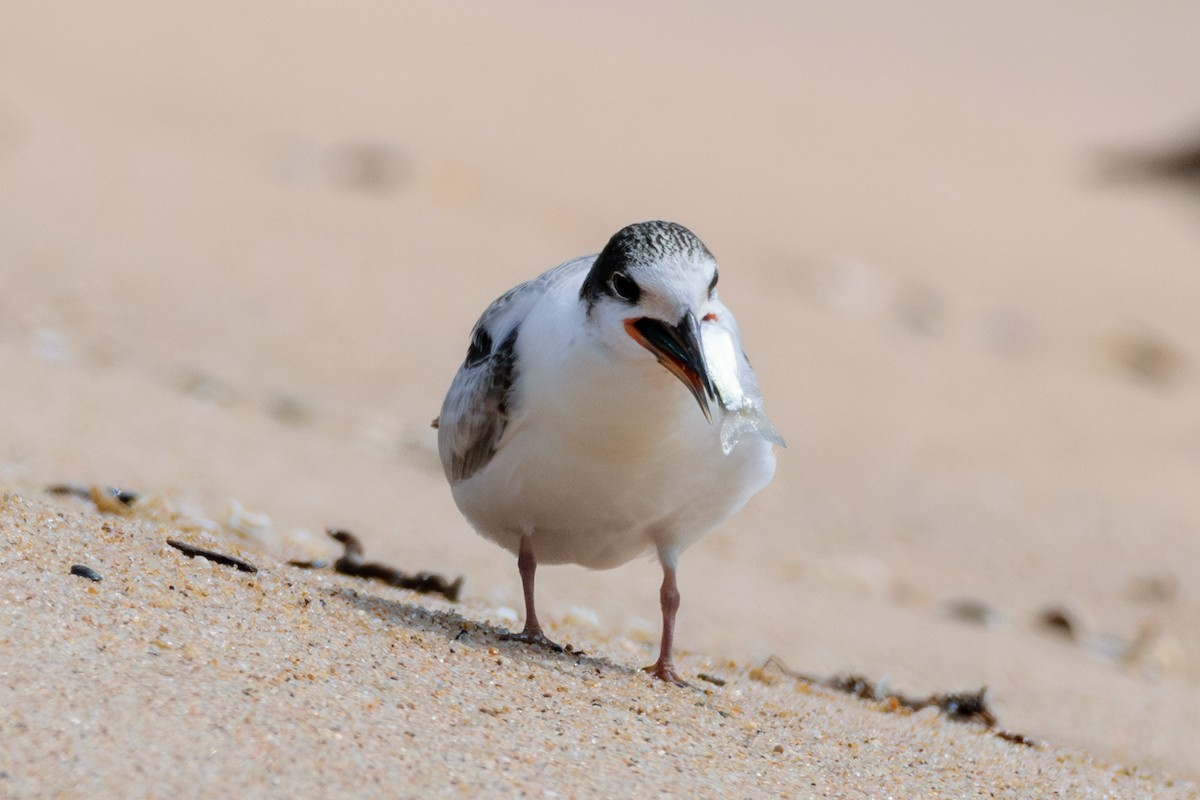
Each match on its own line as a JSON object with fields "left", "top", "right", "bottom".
{"left": 437, "top": 256, "right": 592, "bottom": 484}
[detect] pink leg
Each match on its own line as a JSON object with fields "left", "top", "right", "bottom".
{"left": 500, "top": 537, "right": 563, "bottom": 652}
{"left": 645, "top": 562, "right": 689, "bottom": 686}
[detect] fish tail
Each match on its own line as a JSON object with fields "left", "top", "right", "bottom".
{"left": 720, "top": 407, "right": 787, "bottom": 455}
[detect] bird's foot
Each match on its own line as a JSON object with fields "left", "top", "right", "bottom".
{"left": 644, "top": 659, "right": 690, "bottom": 688}
{"left": 500, "top": 628, "right": 565, "bottom": 653}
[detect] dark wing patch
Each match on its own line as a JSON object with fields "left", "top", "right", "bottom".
{"left": 464, "top": 327, "right": 493, "bottom": 368}
{"left": 442, "top": 326, "right": 519, "bottom": 483}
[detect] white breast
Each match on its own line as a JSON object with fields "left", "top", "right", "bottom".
{"left": 450, "top": 283, "right": 776, "bottom": 570}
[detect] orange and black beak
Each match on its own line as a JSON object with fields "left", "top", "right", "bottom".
{"left": 625, "top": 311, "right": 718, "bottom": 423}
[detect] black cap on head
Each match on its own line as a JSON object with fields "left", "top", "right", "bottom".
{"left": 580, "top": 221, "right": 713, "bottom": 311}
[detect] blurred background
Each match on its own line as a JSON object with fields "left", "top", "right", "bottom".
{"left": 2, "top": 1, "right": 1199, "bottom": 778}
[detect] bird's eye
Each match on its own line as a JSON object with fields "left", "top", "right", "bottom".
{"left": 708, "top": 269, "right": 719, "bottom": 298}
{"left": 609, "top": 271, "right": 640, "bottom": 302}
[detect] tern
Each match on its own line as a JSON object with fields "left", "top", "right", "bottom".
{"left": 436, "top": 221, "right": 783, "bottom": 685}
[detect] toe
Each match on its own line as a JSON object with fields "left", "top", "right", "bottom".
{"left": 644, "top": 661, "right": 690, "bottom": 688}
{"left": 500, "top": 630, "right": 565, "bottom": 653}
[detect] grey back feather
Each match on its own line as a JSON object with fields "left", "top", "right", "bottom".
{"left": 437, "top": 257, "right": 592, "bottom": 484}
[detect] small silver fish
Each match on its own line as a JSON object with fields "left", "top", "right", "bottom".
{"left": 701, "top": 319, "right": 786, "bottom": 456}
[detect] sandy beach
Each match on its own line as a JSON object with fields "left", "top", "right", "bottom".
{"left": 3, "top": 3, "right": 1200, "bottom": 796}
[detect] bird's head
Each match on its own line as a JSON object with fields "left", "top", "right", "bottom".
{"left": 579, "top": 221, "right": 720, "bottom": 422}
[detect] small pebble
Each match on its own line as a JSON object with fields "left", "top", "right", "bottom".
{"left": 70, "top": 564, "right": 102, "bottom": 582}
{"left": 944, "top": 598, "right": 1001, "bottom": 627}
{"left": 1036, "top": 607, "right": 1077, "bottom": 640}
{"left": 1123, "top": 574, "right": 1177, "bottom": 604}
{"left": 326, "top": 141, "right": 406, "bottom": 192}
{"left": 1108, "top": 328, "right": 1183, "bottom": 386}
{"left": 34, "top": 328, "right": 68, "bottom": 362}
{"left": 267, "top": 391, "right": 314, "bottom": 426}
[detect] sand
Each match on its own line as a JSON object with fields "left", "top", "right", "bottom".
{"left": 2, "top": 2, "right": 1200, "bottom": 797}
{"left": 1, "top": 491, "right": 1194, "bottom": 799}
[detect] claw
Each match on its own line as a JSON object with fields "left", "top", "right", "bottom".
{"left": 644, "top": 660, "right": 690, "bottom": 688}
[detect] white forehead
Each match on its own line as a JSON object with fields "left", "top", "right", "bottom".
{"left": 627, "top": 248, "right": 716, "bottom": 310}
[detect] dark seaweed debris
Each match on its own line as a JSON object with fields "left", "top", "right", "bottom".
{"left": 70, "top": 564, "right": 103, "bottom": 582}
{"left": 1099, "top": 133, "right": 1200, "bottom": 190}
{"left": 758, "top": 657, "right": 1034, "bottom": 748}
{"left": 166, "top": 539, "right": 259, "bottom": 574}
{"left": 47, "top": 483, "right": 139, "bottom": 506}
{"left": 291, "top": 528, "right": 463, "bottom": 602}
